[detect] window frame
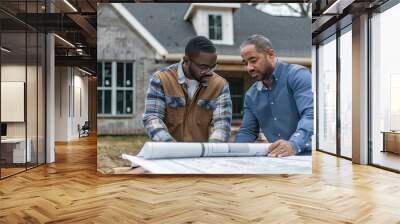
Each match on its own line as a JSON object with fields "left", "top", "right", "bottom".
{"left": 313, "top": 0, "right": 400, "bottom": 173}
{"left": 115, "top": 62, "right": 134, "bottom": 115}
{"left": 316, "top": 33, "right": 338, "bottom": 156}
{"left": 315, "top": 23, "right": 353, "bottom": 161}
{"left": 208, "top": 14, "right": 223, "bottom": 41}
{"left": 368, "top": 2, "right": 400, "bottom": 173}
{"left": 226, "top": 78, "right": 244, "bottom": 120}
{"left": 97, "top": 61, "right": 113, "bottom": 115}
{"left": 97, "top": 61, "right": 135, "bottom": 117}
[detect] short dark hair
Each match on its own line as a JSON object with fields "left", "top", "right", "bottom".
{"left": 240, "top": 34, "right": 273, "bottom": 53}
{"left": 185, "top": 36, "right": 216, "bottom": 57}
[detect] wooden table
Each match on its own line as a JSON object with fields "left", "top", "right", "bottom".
{"left": 1, "top": 138, "right": 32, "bottom": 164}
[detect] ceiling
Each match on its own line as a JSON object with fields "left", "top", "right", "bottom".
{"left": 311, "top": 0, "right": 390, "bottom": 44}
{"left": 0, "top": 0, "right": 97, "bottom": 74}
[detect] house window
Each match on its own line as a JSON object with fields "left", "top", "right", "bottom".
{"left": 226, "top": 78, "right": 243, "bottom": 120}
{"left": 97, "top": 62, "right": 112, "bottom": 115}
{"left": 97, "top": 61, "right": 135, "bottom": 116}
{"left": 116, "top": 62, "right": 134, "bottom": 114}
{"left": 209, "top": 14, "right": 222, "bottom": 40}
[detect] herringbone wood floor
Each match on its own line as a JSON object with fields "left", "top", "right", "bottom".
{"left": 1, "top": 135, "right": 400, "bottom": 224}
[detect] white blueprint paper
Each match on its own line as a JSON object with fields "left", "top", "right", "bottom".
{"left": 121, "top": 154, "right": 312, "bottom": 174}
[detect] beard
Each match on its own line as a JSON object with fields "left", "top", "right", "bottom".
{"left": 188, "top": 63, "right": 209, "bottom": 83}
{"left": 188, "top": 63, "right": 202, "bottom": 83}
{"left": 250, "top": 72, "right": 263, "bottom": 81}
{"left": 250, "top": 64, "right": 273, "bottom": 82}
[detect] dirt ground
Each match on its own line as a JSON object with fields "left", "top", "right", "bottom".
{"left": 97, "top": 132, "right": 246, "bottom": 174}
{"left": 97, "top": 135, "right": 149, "bottom": 174}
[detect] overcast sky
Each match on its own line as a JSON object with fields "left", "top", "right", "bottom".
{"left": 253, "top": 3, "right": 311, "bottom": 17}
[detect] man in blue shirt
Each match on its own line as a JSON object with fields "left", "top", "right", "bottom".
{"left": 236, "top": 34, "right": 313, "bottom": 157}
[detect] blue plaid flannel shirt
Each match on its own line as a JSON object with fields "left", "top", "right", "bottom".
{"left": 143, "top": 62, "right": 232, "bottom": 142}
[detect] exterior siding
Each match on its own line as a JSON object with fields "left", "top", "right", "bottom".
{"left": 97, "top": 4, "right": 168, "bottom": 135}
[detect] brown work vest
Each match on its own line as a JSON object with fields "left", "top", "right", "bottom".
{"left": 159, "top": 65, "right": 226, "bottom": 142}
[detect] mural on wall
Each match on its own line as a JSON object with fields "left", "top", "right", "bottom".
{"left": 97, "top": 3, "right": 313, "bottom": 175}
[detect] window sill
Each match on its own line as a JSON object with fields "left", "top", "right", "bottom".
{"left": 210, "top": 40, "right": 234, "bottom": 46}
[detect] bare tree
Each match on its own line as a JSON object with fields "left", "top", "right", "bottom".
{"left": 284, "top": 3, "right": 311, "bottom": 17}
{"left": 250, "top": 3, "right": 311, "bottom": 17}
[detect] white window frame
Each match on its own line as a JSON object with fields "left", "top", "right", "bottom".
{"left": 97, "top": 61, "right": 135, "bottom": 117}
{"left": 115, "top": 62, "right": 135, "bottom": 115}
{"left": 97, "top": 61, "right": 113, "bottom": 116}
{"left": 208, "top": 14, "right": 223, "bottom": 41}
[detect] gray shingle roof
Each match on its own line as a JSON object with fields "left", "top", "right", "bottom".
{"left": 122, "top": 3, "right": 311, "bottom": 58}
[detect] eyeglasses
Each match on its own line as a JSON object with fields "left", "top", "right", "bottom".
{"left": 189, "top": 58, "right": 217, "bottom": 73}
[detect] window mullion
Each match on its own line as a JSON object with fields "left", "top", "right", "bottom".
{"left": 112, "top": 62, "right": 116, "bottom": 115}
{"left": 134, "top": 61, "right": 136, "bottom": 114}
{"left": 102, "top": 62, "right": 105, "bottom": 114}
{"left": 124, "top": 62, "right": 126, "bottom": 114}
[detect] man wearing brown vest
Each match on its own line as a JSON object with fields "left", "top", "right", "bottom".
{"left": 143, "top": 36, "right": 232, "bottom": 142}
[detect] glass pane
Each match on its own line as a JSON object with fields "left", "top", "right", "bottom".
{"left": 318, "top": 37, "right": 337, "bottom": 154}
{"left": 216, "top": 16, "right": 222, "bottom": 40}
{"left": 231, "top": 97, "right": 243, "bottom": 119}
{"left": 209, "top": 15, "right": 215, "bottom": 40}
{"left": 126, "top": 90, "right": 133, "bottom": 114}
{"left": 340, "top": 29, "right": 352, "bottom": 158}
{"left": 38, "top": 33, "right": 46, "bottom": 165}
{"left": 209, "top": 29, "right": 215, "bottom": 40}
{"left": 209, "top": 15, "right": 222, "bottom": 40}
{"left": 371, "top": 5, "right": 400, "bottom": 171}
{"left": 1, "top": 30, "right": 27, "bottom": 177}
{"left": 227, "top": 78, "right": 243, "bottom": 119}
{"left": 27, "top": 31, "right": 38, "bottom": 168}
{"left": 126, "top": 63, "right": 133, "bottom": 87}
{"left": 97, "top": 62, "right": 103, "bottom": 87}
{"left": 216, "top": 27, "right": 222, "bottom": 40}
{"left": 104, "top": 62, "right": 112, "bottom": 87}
{"left": 216, "top": 15, "right": 222, "bottom": 26}
{"left": 116, "top": 90, "right": 124, "bottom": 114}
{"left": 209, "top": 14, "right": 214, "bottom": 27}
{"left": 104, "top": 90, "right": 112, "bottom": 114}
{"left": 97, "top": 90, "right": 103, "bottom": 114}
{"left": 117, "top": 62, "right": 124, "bottom": 87}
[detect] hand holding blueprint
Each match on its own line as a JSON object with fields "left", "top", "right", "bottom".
{"left": 120, "top": 142, "right": 312, "bottom": 174}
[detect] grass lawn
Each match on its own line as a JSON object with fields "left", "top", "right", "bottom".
{"left": 97, "top": 135, "right": 149, "bottom": 174}
{"left": 97, "top": 132, "right": 241, "bottom": 174}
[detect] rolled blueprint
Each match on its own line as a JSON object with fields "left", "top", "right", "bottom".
{"left": 136, "top": 142, "right": 270, "bottom": 159}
